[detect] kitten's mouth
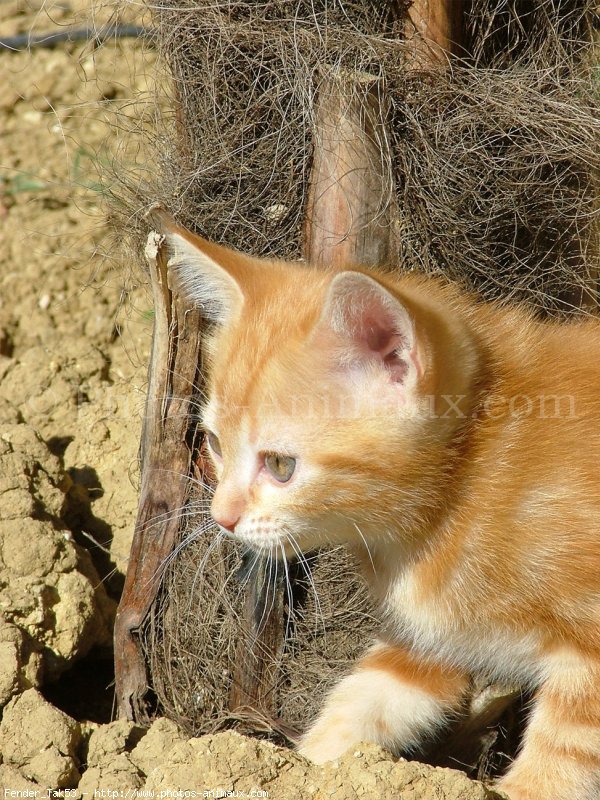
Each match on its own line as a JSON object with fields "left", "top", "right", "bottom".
{"left": 222, "top": 525, "right": 288, "bottom": 555}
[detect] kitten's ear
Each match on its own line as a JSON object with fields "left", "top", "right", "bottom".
{"left": 148, "top": 208, "right": 245, "bottom": 324}
{"left": 317, "top": 271, "right": 421, "bottom": 385}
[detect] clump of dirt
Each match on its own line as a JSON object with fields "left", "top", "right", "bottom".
{"left": 0, "top": 0, "right": 156, "bottom": 584}
{"left": 0, "top": 689, "right": 82, "bottom": 787}
{"left": 1, "top": 702, "right": 501, "bottom": 799}
{"left": 0, "top": 1, "right": 505, "bottom": 797}
{"left": 144, "top": 730, "right": 501, "bottom": 799}
{"left": 0, "top": 0, "right": 151, "bottom": 697}
{"left": 0, "top": 0, "right": 149, "bottom": 754}
{"left": 0, "top": 410, "right": 115, "bottom": 683}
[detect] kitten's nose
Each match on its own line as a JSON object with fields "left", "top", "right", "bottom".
{"left": 212, "top": 509, "right": 240, "bottom": 533}
{"left": 211, "top": 493, "right": 244, "bottom": 532}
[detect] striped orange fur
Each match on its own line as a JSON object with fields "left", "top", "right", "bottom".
{"left": 161, "top": 219, "right": 600, "bottom": 800}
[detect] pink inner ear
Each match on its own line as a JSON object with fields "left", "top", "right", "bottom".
{"left": 356, "top": 310, "right": 411, "bottom": 383}
{"left": 365, "top": 319, "right": 404, "bottom": 355}
{"left": 319, "top": 271, "right": 417, "bottom": 386}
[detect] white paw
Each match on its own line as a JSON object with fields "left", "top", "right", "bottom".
{"left": 297, "top": 730, "right": 355, "bottom": 764}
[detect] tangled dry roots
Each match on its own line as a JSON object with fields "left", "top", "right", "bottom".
{"left": 143, "top": 510, "right": 377, "bottom": 736}
{"left": 118, "top": 0, "right": 600, "bottom": 311}
{"left": 119, "top": 0, "right": 600, "bottom": 762}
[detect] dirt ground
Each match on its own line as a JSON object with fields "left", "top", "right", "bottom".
{"left": 0, "top": 2, "right": 500, "bottom": 797}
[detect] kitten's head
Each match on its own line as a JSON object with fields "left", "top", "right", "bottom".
{"left": 159, "top": 217, "right": 475, "bottom": 558}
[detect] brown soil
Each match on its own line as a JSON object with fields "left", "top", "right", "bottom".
{"left": 0, "top": 2, "right": 501, "bottom": 797}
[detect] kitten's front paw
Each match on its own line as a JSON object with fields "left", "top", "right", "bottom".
{"left": 297, "top": 727, "right": 355, "bottom": 764}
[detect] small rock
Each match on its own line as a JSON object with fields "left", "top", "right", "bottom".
{"left": 0, "top": 763, "right": 41, "bottom": 789}
{"left": 86, "top": 719, "right": 140, "bottom": 767}
{"left": 0, "top": 620, "right": 43, "bottom": 707}
{"left": 77, "top": 755, "right": 143, "bottom": 795}
{"left": 130, "top": 717, "right": 186, "bottom": 776}
{"left": 0, "top": 689, "right": 81, "bottom": 788}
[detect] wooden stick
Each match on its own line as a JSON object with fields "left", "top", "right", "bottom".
{"left": 404, "top": 0, "right": 465, "bottom": 67}
{"left": 114, "top": 231, "right": 203, "bottom": 721}
{"left": 304, "top": 71, "right": 397, "bottom": 268}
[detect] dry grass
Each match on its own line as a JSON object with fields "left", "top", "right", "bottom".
{"left": 113, "top": 0, "right": 600, "bottom": 311}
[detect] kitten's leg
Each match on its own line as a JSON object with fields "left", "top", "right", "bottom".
{"left": 497, "top": 651, "right": 600, "bottom": 800}
{"left": 298, "top": 640, "right": 469, "bottom": 763}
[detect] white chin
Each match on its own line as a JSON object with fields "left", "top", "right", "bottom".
{"left": 228, "top": 529, "right": 285, "bottom": 554}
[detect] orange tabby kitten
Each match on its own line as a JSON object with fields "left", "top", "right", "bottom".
{"left": 157, "top": 214, "right": 600, "bottom": 800}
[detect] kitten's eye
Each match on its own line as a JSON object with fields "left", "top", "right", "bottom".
{"left": 265, "top": 453, "right": 296, "bottom": 483}
{"left": 206, "top": 431, "right": 222, "bottom": 457}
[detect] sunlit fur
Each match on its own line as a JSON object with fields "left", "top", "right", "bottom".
{"left": 162, "top": 220, "right": 600, "bottom": 800}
